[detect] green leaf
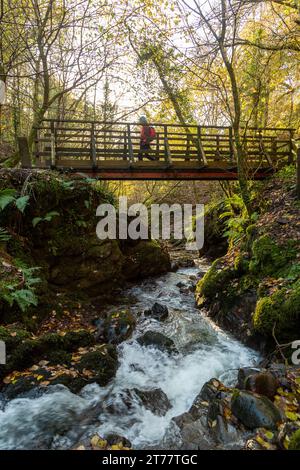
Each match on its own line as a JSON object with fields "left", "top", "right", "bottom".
{"left": 11, "top": 289, "right": 38, "bottom": 312}
{"left": 32, "top": 217, "right": 42, "bottom": 227}
{"left": 15, "top": 195, "right": 30, "bottom": 213}
{"left": 0, "top": 189, "right": 16, "bottom": 210}
{"left": 44, "top": 211, "right": 60, "bottom": 221}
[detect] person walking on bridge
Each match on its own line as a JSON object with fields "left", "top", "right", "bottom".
{"left": 137, "top": 115, "right": 156, "bottom": 161}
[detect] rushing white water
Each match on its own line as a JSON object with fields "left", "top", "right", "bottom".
{"left": 0, "top": 261, "right": 260, "bottom": 450}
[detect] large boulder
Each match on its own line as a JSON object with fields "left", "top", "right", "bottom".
{"left": 2, "top": 343, "right": 119, "bottom": 398}
{"left": 231, "top": 391, "right": 282, "bottom": 430}
{"left": 244, "top": 372, "right": 278, "bottom": 400}
{"left": 77, "top": 344, "right": 118, "bottom": 386}
{"left": 137, "top": 331, "right": 178, "bottom": 354}
{"left": 144, "top": 303, "right": 169, "bottom": 321}
{"left": 96, "top": 310, "right": 136, "bottom": 344}
{"left": 2, "top": 330, "right": 95, "bottom": 376}
{"left": 133, "top": 388, "right": 171, "bottom": 416}
{"left": 122, "top": 240, "right": 171, "bottom": 279}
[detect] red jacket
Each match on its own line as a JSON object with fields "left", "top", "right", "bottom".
{"left": 140, "top": 125, "right": 151, "bottom": 143}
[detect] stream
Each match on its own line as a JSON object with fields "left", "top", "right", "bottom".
{"left": 0, "top": 259, "right": 260, "bottom": 450}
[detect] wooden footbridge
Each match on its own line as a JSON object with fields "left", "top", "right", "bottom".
{"left": 20, "top": 119, "right": 297, "bottom": 180}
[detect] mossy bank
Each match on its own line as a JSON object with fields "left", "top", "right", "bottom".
{"left": 196, "top": 168, "right": 300, "bottom": 355}
{"left": 0, "top": 169, "right": 170, "bottom": 326}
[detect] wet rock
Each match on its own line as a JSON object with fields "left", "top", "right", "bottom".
{"left": 244, "top": 372, "right": 278, "bottom": 400}
{"left": 133, "top": 388, "right": 171, "bottom": 416}
{"left": 3, "top": 330, "right": 95, "bottom": 375}
{"left": 2, "top": 368, "right": 52, "bottom": 399}
{"left": 144, "top": 303, "right": 169, "bottom": 322}
{"left": 105, "top": 434, "right": 132, "bottom": 448}
{"left": 137, "top": 331, "right": 178, "bottom": 354}
{"left": 198, "top": 378, "right": 221, "bottom": 403}
{"left": 176, "top": 281, "right": 186, "bottom": 289}
{"left": 237, "top": 367, "right": 261, "bottom": 389}
{"left": 170, "top": 261, "right": 179, "bottom": 272}
{"left": 231, "top": 391, "right": 282, "bottom": 430}
{"left": 172, "top": 412, "right": 194, "bottom": 429}
{"left": 102, "top": 310, "right": 136, "bottom": 344}
{"left": 211, "top": 414, "right": 243, "bottom": 446}
{"left": 179, "top": 418, "right": 214, "bottom": 450}
{"left": 207, "top": 398, "right": 222, "bottom": 423}
{"left": 77, "top": 344, "right": 118, "bottom": 386}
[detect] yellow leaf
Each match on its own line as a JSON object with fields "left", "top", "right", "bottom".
{"left": 264, "top": 431, "right": 274, "bottom": 440}
{"left": 110, "top": 444, "right": 123, "bottom": 450}
{"left": 285, "top": 411, "right": 299, "bottom": 421}
{"left": 36, "top": 375, "right": 44, "bottom": 381}
{"left": 90, "top": 435, "right": 107, "bottom": 449}
{"left": 256, "top": 435, "right": 273, "bottom": 450}
{"left": 283, "top": 436, "right": 290, "bottom": 449}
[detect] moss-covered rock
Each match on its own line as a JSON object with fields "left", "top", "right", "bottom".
{"left": 199, "top": 201, "right": 228, "bottom": 258}
{"left": 0, "top": 325, "right": 31, "bottom": 348}
{"left": 231, "top": 390, "right": 282, "bottom": 430}
{"left": 2, "top": 329, "right": 95, "bottom": 375}
{"left": 122, "top": 240, "right": 171, "bottom": 279}
{"left": 103, "top": 310, "right": 136, "bottom": 344}
{"left": 196, "top": 258, "right": 237, "bottom": 304}
{"left": 249, "top": 235, "right": 296, "bottom": 277}
{"left": 253, "top": 279, "right": 300, "bottom": 340}
{"left": 77, "top": 344, "right": 118, "bottom": 386}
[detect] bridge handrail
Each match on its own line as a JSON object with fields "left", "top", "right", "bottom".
{"left": 34, "top": 119, "right": 296, "bottom": 132}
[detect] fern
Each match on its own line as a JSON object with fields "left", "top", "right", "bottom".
{"left": 1, "top": 262, "right": 41, "bottom": 312}
{"left": 0, "top": 227, "right": 11, "bottom": 242}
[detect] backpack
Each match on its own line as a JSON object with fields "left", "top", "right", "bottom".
{"left": 148, "top": 126, "right": 156, "bottom": 142}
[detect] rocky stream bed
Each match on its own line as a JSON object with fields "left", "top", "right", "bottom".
{"left": 0, "top": 253, "right": 299, "bottom": 451}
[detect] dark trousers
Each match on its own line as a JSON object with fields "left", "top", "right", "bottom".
{"left": 138, "top": 141, "right": 155, "bottom": 161}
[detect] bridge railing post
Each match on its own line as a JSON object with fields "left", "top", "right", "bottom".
{"left": 90, "top": 123, "right": 97, "bottom": 170}
{"left": 156, "top": 132, "right": 160, "bottom": 160}
{"left": 127, "top": 124, "right": 134, "bottom": 164}
{"left": 50, "top": 121, "right": 56, "bottom": 169}
{"left": 163, "top": 125, "right": 172, "bottom": 166}
{"left": 123, "top": 131, "right": 127, "bottom": 161}
{"left": 196, "top": 126, "right": 207, "bottom": 166}
{"left": 229, "top": 126, "right": 234, "bottom": 163}
{"left": 289, "top": 130, "right": 295, "bottom": 164}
